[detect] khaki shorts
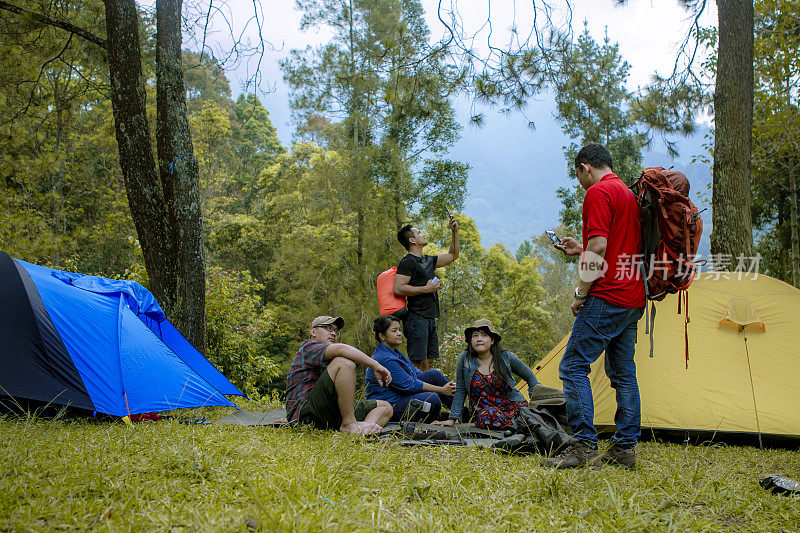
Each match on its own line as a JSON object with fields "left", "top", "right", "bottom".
{"left": 298, "top": 368, "right": 377, "bottom": 430}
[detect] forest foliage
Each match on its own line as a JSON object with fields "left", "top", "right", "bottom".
{"left": 1, "top": 0, "right": 798, "bottom": 395}
{"left": 0, "top": 0, "right": 573, "bottom": 395}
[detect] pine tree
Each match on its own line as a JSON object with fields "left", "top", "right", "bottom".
{"left": 552, "top": 25, "right": 645, "bottom": 235}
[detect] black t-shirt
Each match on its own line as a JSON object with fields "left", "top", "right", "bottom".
{"left": 396, "top": 253, "right": 439, "bottom": 318}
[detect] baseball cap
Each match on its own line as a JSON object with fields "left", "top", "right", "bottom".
{"left": 310, "top": 315, "right": 345, "bottom": 330}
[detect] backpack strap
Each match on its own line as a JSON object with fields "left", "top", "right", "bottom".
{"left": 649, "top": 302, "right": 656, "bottom": 358}
{"left": 683, "top": 207, "right": 692, "bottom": 257}
{"left": 640, "top": 261, "right": 649, "bottom": 329}
{"left": 639, "top": 253, "right": 656, "bottom": 358}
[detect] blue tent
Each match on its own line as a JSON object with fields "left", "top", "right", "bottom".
{"left": 0, "top": 252, "right": 243, "bottom": 415}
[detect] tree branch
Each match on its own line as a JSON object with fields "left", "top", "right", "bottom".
{"left": 0, "top": 0, "right": 106, "bottom": 50}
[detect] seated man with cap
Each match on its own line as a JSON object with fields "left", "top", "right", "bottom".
{"left": 285, "top": 315, "right": 394, "bottom": 435}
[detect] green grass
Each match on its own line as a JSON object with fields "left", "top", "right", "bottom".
{"left": 1, "top": 403, "right": 799, "bottom": 532}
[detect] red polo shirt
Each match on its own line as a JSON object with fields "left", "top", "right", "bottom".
{"left": 582, "top": 173, "right": 645, "bottom": 309}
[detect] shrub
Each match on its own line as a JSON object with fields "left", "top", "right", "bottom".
{"left": 205, "top": 266, "right": 289, "bottom": 396}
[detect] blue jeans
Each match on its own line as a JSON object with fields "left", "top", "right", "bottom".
{"left": 391, "top": 369, "right": 453, "bottom": 423}
{"left": 559, "top": 295, "right": 644, "bottom": 448}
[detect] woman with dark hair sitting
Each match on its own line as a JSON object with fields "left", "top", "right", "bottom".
{"left": 434, "top": 319, "right": 539, "bottom": 429}
{"left": 366, "top": 315, "right": 455, "bottom": 422}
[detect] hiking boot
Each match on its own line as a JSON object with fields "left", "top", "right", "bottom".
{"left": 540, "top": 441, "right": 598, "bottom": 469}
{"left": 594, "top": 443, "right": 636, "bottom": 469}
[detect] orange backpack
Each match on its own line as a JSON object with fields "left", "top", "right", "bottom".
{"left": 377, "top": 266, "right": 407, "bottom": 318}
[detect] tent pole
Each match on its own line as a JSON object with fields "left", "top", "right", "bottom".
{"left": 741, "top": 328, "right": 763, "bottom": 449}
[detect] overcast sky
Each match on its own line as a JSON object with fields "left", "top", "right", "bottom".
{"left": 179, "top": 0, "right": 717, "bottom": 249}
{"left": 196, "top": 1, "right": 716, "bottom": 101}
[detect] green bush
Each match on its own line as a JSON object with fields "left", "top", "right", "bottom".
{"left": 205, "top": 266, "right": 289, "bottom": 397}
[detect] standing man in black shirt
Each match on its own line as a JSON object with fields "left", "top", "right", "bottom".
{"left": 394, "top": 217, "right": 460, "bottom": 371}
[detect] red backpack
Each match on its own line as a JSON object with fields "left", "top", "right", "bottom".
{"left": 630, "top": 167, "right": 704, "bottom": 366}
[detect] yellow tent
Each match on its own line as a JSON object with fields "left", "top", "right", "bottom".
{"left": 520, "top": 272, "right": 800, "bottom": 437}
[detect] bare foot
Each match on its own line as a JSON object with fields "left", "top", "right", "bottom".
{"left": 340, "top": 421, "right": 382, "bottom": 435}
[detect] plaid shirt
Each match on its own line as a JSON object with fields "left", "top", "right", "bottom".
{"left": 285, "top": 339, "right": 330, "bottom": 421}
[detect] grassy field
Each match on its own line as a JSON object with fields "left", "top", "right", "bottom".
{"left": 1, "top": 402, "right": 799, "bottom": 532}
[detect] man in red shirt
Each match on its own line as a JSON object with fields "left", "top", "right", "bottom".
{"left": 542, "top": 143, "right": 646, "bottom": 470}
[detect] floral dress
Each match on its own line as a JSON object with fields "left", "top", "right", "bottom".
{"left": 469, "top": 370, "right": 528, "bottom": 429}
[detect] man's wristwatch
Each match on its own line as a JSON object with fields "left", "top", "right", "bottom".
{"left": 574, "top": 288, "right": 589, "bottom": 300}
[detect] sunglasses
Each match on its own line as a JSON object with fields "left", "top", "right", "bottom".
{"left": 315, "top": 324, "right": 339, "bottom": 333}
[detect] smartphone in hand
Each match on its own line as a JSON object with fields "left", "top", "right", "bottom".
{"left": 545, "top": 230, "right": 561, "bottom": 245}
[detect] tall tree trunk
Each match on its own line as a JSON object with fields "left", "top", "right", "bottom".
{"left": 790, "top": 163, "right": 799, "bottom": 287}
{"left": 156, "top": 0, "right": 206, "bottom": 352}
{"left": 345, "top": 0, "right": 367, "bottom": 292}
{"left": 711, "top": 0, "right": 755, "bottom": 262}
{"left": 104, "top": 0, "right": 177, "bottom": 313}
{"left": 10, "top": 0, "right": 201, "bottom": 345}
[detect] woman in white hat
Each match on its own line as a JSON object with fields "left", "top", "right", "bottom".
{"left": 434, "top": 319, "right": 539, "bottom": 429}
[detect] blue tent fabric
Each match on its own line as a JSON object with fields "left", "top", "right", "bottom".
{"left": 118, "top": 302, "right": 233, "bottom": 413}
{"left": 50, "top": 269, "right": 166, "bottom": 322}
{"left": 146, "top": 317, "right": 244, "bottom": 397}
{"left": 0, "top": 252, "right": 243, "bottom": 416}
{"left": 0, "top": 253, "right": 94, "bottom": 411}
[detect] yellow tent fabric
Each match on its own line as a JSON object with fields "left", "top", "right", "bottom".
{"left": 719, "top": 296, "right": 766, "bottom": 332}
{"left": 521, "top": 272, "right": 800, "bottom": 437}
